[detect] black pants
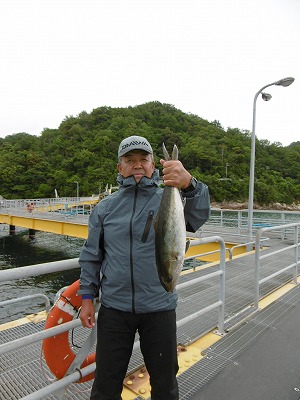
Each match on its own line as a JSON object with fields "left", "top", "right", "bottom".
{"left": 90, "top": 306, "right": 179, "bottom": 400}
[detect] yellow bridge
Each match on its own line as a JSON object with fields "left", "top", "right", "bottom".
{"left": 0, "top": 197, "right": 101, "bottom": 239}
{"left": 0, "top": 213, "right": 89, "bottom": 239}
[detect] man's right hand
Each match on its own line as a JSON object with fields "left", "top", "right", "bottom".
{"left": 80, "top": 299, "right": 96, "bottom": 328}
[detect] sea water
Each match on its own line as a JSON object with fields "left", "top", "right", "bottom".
{"left": 0, "top": 226, "right": 84, "bottom": 323}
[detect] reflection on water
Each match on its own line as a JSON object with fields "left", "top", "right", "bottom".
{"left": 0, "top": 226, "right": 85, "bottom": 323}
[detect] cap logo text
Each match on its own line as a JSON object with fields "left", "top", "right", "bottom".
{"left": 121, "top": 140, "right": 150, "bottom": 151}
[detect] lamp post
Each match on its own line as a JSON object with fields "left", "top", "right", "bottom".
{"left": 74, "top": 181, "right": 79, "bottom": 200}
{"left": 74, "top": 181, "right": 79, "bottom": 215}
{"left": 246, "top": 77, "right": 295, "bottom": 249}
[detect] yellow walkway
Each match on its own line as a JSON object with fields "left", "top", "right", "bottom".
{"left": 0, "top": 213, "right": 88, "bottom": 239}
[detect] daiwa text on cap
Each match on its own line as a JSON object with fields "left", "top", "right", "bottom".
{"left": 118, "top": 135, "right": 153, "bottom": 158}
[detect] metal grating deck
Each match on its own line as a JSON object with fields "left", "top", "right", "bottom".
{"left": 178, "top": 284, "right": 300, "bottom": 399}
{"left": 0, "top": 322, "right": 93, "bottom": 399}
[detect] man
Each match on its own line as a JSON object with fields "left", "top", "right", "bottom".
{"left": 78, "top": 135, "right": 210, "bottom": 400}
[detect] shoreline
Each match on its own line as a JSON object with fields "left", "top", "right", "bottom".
{"left": 211, "top": 201, "right": 300, "bottom": 212}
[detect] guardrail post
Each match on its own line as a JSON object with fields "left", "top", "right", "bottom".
{"left": 254, "top": 230, "right": 262, "bottom": 308}
{"left": 281, "top": 212, "right": 285, "bottom": 241}
{"left": 217, "top": 236, "right": 226, "bottom": 335}
{"left": 237, "top": 211, "right": 242, "bottom": 234}
{"left": 293, "top": 225, "right": 299, "bottom": 284}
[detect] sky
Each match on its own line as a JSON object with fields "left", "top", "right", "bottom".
{"left": 0, "top": 0, "right": 299, "bottom": 146}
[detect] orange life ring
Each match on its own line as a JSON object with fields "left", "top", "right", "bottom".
{"left": 43, "top": 279, "right": 96, "bottom": 383}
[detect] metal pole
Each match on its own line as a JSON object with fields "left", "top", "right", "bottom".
{"left": 246, "top": 91, "right": 258, "bottom": 249}
{"left": 77, "top": 182, "right": 79, "bottom": 214}
{"left": 246, "top": 77, "right": 294, "bottom": 250}
{"left": 74, "top": 181, "right": 79, "bottom": 214}
{"left": 73, "top": 181, "right": 79, "bottom": 200}
{"left": 246, "top": 81, "right": 276, "bottom": 250}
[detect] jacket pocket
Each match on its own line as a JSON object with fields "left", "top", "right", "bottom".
{"left": 141, "top": 210, "right": 154, "bottom": 243}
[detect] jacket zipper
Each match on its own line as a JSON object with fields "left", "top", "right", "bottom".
{"left": 141, "top": 210, "right": 154, "bottom": 243}
{"left": 129, "top": 185, "right": 138, "bottom": 313}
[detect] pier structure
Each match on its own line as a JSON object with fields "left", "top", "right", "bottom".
{"left": 0, "top": 196, "right": 99, "bottom": 239}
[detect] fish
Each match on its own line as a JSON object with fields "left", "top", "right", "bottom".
{"left": 154, "top": 143, "right": 189, "bottom": 292}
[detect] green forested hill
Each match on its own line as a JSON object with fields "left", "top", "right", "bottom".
{"left": 0, "top": 101, "right": 299, "bottom": 205}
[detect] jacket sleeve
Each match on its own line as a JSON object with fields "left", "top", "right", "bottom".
{"left": 78, "top": 204, "right": 104, "bottom": 297}
{"left": 182, "top": 180, "right": 210, "bottom": 232}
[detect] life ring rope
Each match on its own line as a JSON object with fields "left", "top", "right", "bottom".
{"left": 60, "top": 294, "right": 79, "bottom": 312}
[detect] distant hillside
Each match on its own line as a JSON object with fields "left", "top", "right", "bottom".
{"left": 0, "top": 101, "right": 299, "bottom": 205}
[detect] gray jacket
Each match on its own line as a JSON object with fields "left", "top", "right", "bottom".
{"left": 78, "top": 169, "right": 210, "bottom": 313}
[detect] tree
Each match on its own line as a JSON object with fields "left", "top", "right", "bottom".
{"left": 0, "top": 102, "right": 299, "bottom": 204}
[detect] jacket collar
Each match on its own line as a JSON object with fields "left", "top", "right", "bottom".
{"left": 117, "top": 169, "right": 160, "bottom": 188}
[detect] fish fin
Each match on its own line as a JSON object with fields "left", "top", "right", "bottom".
{"left": 185, "top": 239, "right": 191, "bottom": 254}
{"left": 162, "top": 143, "right": 170, "bottom": 160}
{"left": 162, "top": 143, "right": 179, "bottom": 160}
{"left": 171, "top": 144, "right": 178, "bottom": 160}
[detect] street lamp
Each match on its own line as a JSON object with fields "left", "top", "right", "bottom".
{"left": 74, "top": 181, "right": 79, "bottom": 215}
{"left": 74, "top": 181, "right": 79, "bottom": 200}
{"left": 246, "top": 77, "right": 295, "bottom": 249}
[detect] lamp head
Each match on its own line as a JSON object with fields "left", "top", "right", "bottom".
{"left": 275, "top": 77, "right": 295, "bottom": 87}
{"left": 262, "top": 92, "right": 272, "bottom": 101}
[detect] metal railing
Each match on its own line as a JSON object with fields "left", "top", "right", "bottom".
{"left": 184, "top": 247, "right": 230, "bottom": 268}
{"left": 0, "top": 294, "right": 51, "bottom": 313}
{"left": 1, "top": 221, "right": 299, "bottom": 399}
{"left": 254, "top": 222, "right": 300, "bottom": 308}
{"left": 0, "top": 197, "right": 98, "bottom": 216}
{"left": 178, "top": 236, "right": 226, "bottom": 335}
{"left": 2, "top": 202, "right": 300, "bottom": 225}
{"left": 0, "top": 258, "right": 79, "bottom": 283}
{"left": 0, "top": 236, "right": 227, "bottom": 399}
{"left": 229, "top": 237, "right": 270, "bottom": 259}
{"left": 208, "top": 208, "right": 300, "bottom": 234}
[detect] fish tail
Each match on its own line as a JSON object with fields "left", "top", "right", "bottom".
{"left": 162, "top": 143, "right": 179, "bottom": 160}
{"left": 162, "top": 142, "right": 170, "bottom": 160}
{"left": 171, "top": 144, "right": 178, "bottom": 160}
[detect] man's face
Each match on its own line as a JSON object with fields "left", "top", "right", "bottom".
{"left": 117, "top": 150, "right": 155, "bottom": 183}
